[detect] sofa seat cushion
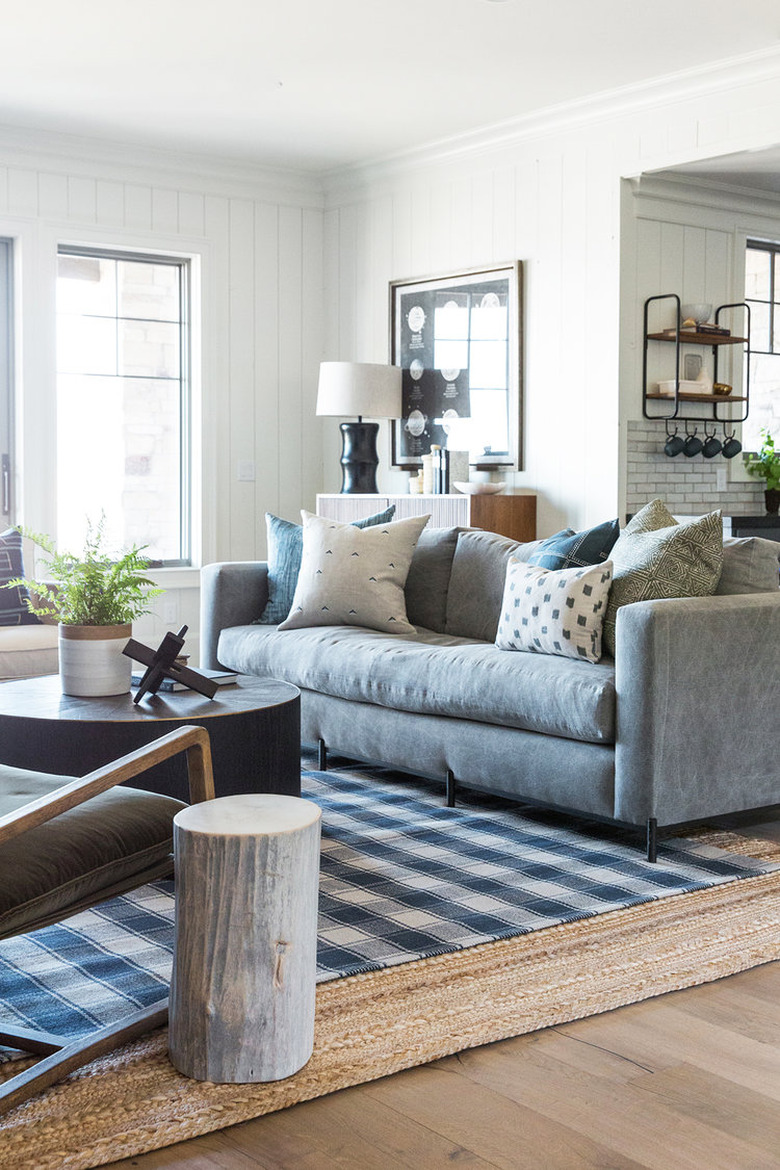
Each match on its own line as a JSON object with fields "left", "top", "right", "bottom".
{"left": 218, "top": 624, "right": 616, "bottom": 744}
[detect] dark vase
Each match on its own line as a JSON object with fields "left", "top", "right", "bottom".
{"left": 765, "top": 488, "right": 780, "bottom": 515}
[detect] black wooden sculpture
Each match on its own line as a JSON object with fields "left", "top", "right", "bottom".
{"left": 123, "top": 625, "right": 218, "bottom": 704}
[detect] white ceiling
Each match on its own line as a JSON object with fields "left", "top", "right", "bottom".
{"left": 3, "top": 0, "right": 780, "bottom": 173}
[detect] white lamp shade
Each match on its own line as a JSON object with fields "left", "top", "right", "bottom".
{"left": 316, "top": 362, "right": 402, "bottom": 419}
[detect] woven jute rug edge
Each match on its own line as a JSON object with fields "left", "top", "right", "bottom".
{"left": 2, "top": 830, "right": 779, "bottom": 1169}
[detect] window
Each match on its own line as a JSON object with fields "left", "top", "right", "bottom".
{"left": 744, "top": 240, "right": 780, "bottom": 453}
{"left": 56, "top": 247, "right": 190, "bottom": 565}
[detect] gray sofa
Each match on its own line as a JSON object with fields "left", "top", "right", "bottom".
{"left": 201, "top": 526, "right": 780, "bottom": 857}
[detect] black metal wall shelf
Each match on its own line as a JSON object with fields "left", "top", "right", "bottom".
{"left": 642, "top": 293, "right": 751, "bottom": 424}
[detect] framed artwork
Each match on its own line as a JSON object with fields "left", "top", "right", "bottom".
{"left": 390, "top": 262, "right": 523, "bottom": 470}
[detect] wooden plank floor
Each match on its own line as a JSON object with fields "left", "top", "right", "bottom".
{"left": 102, "top": 813, "right": 780, "bottom": 1170}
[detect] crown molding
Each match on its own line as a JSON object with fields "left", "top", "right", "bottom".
{"left": 631, "top": 172, "right": 780, "bottom": 218}
{"left": 323, "top": 42, "right": 780, "bottom": 202}
{"left": 0, "top": 123, "right": 325, "bottom": 208}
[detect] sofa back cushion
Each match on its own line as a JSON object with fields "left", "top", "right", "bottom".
{"left": 716, "top": 536, "right": 780, "bottom": 594}
{"left": 404, "top": 527, "right": 462, "bottom": 632}
{"left": 445, "top": 530, "right": 546, "bottom": 642}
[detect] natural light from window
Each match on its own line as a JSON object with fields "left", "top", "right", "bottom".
{"left": 744, "top": 240, "right": 780, "bottom": 454}
{"left": 56, "top": 249, "right": 189, "bottom": 564}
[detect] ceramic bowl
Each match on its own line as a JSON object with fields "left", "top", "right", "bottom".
{"left": 680, "top": 302, "right": 712, "bottom": 325}
{"left": 453, "top": 481, "right": 505, "bottom": 495}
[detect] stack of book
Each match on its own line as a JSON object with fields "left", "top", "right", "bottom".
{"left": 131, "top": 667, "right": 239, "bottom": 694}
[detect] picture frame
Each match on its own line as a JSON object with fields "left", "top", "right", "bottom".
{"left": 390, "top": 262, "right": 523, "bottom": 470}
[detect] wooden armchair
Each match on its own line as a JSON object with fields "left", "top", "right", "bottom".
{"left": 0, "top": 724, "right": 215, "bottom": 1114}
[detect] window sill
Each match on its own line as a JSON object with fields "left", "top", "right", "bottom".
{"left": 148, "top": 567, "right": 200, "bottom": 590}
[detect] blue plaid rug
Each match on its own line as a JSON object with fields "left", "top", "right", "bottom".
{"left": 1, "top": 765, "right": 776, "bottom": 1046}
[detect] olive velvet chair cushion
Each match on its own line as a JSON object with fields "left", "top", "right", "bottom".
{"left": 0, "top": 764, "right": 186, "bottom": 940}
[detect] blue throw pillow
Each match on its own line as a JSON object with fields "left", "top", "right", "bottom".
{"left": 256, "top": 505, "right": 397, "bottom": 624}
{"left": 527, "top": 518, "right": 620, "bottom": 572}
{"left": 0, "top": 528, "right": 41, "bottom": 626}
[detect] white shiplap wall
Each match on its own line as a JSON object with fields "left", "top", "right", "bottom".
{"left": 323, "top": 52, "right": 780, "bottom": 534}
{"left": 323, "top": 144, "right": 623, "bottom": 538}
{"left": 0, "top": 140, "right": 325, "bottom": 659}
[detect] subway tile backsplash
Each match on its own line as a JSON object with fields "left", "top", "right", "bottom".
{"left": 626, "top": 420, "right": 762, "bottom": 518}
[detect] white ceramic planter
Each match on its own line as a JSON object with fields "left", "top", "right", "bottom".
{"left": 58, "top": 623, "right": 133, "bottom": 697}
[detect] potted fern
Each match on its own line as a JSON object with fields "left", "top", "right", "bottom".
{"left": 8, "top": 517, "right": 163, "bottom": 697}
{"left": 745, "top": 427, "right": 780, "bottom": 515}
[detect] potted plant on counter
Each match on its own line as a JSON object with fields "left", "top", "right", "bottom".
{"left": 745, "top": 428, "right": 780, "bottom": 515}
{"left": 7, "top": 517, "right": 163, "bottom": 697}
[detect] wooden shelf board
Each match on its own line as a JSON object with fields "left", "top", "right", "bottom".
{"left": 646, "top": 392, "right": 747, "bottom": 404}
{"left": 647, "top": 331, "right": 748, "bottom": 346}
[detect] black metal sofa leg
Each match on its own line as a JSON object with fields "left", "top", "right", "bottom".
{"left": 646, "top": 817, "right": 658, "bottom": 863}
{"left": 446, "top": 770, "right": 456, "bottom": 808}
{"left": 318, "top": 739, "right": 328, "bottom": 771}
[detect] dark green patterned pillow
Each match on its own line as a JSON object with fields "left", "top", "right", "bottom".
{"left": 256, "top": 505, "right": 396, "bottom": 624}
{"left": 602, "top": 500, "right": 723, "bottom": 656}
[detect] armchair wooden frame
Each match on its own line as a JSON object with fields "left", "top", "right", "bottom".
{"left": 0, "top": 724, "right": 215, "bottom": 1116}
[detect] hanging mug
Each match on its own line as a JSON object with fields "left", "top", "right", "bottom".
{"left": 702, "top": 428, "right": 722, "bottom": 459}
{"left": 722, "top": 430, "right": 742, "bottom": 459}
{"left": 683, "top": 428, "right": 703, "bottom": 457}
{"left": 664, "top": 428, "right": 685, "bottom": 457}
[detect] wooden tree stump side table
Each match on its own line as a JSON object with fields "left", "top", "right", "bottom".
{"left": 168, "top": 794, "right": 322, "bottom": 1084}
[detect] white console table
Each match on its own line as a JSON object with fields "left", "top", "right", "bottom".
{"left": 316, "top": 492, "right": 537, "bottom": 543}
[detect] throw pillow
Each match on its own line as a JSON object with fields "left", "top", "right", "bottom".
{"left": 495, "top": 558, "right": 613, "bottom": 663}
{"left": 257, "top": 505, "right": 396, "bottom": 624}
{"left": 278, "top": 511, "right": 430, "bottom": 634}
{"left": 527, "top": 518, "right": 620, "bottom": 571}
{"left": 0, "top": 529, "right": 40, "bottom": 627}
{"left": 602, "top": 501, "right": 723, "bottom": 655}
{"left": 404, "top": 526, "right": 462, "bottom": 633}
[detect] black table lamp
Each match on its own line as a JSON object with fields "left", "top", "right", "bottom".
{"left": 316, "top": 361, "right": 402, "bottom": 494}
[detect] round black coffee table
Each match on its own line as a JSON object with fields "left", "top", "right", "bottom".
{"left": 0, "top": 674, "right": 301, "bottom": 801}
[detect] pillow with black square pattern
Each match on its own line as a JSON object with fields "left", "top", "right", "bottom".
{"left": 495, "top": 557, "right": 613, "bottom": 663}
{"left": 0, "top": 528, "right": 40, "bottom": 627}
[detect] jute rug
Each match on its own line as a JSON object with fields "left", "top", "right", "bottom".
{"left": 1, "top": 767, "right": 780, "bottom": 1169}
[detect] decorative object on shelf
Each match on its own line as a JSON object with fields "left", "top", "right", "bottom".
{"left": 390, "top": 263, "right": 524, "bottom": 472}
{"left": 316, "top": 361, "right": 402, "bottom": 494}
{"left": 663, "top": 424, "right": 685, "bottom": 458}
{"left": 683, "top": 353, "right": 703, "bottom": 381}
{"left": 453, "top": 480, "right": 506, "bottom": 495}
{"left": 744, "top": 427, "right": 780, "bottom": 513}
{"left": 124, "top": 625, "right": 218, "bottom": 703}
{"left": 702, "top": 426, "right": 722, "bottom": 459}
{"left": 683, "top": 428, "right": 703, "bottom": 457}
{"left": 643, "top": 294, "right": 750, "bottom": 425}
{"left": 680, "top": 302, "right": 712, "bottom": 326}
{"left": 722, "top": 429, "right": 743, "bottom": 459}
{"left": 6, "top": 517, "right": 162, "bottom": 697}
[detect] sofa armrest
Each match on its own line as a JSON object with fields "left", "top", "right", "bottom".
{"left": 200, "top": 562, "right": 269, "bottom": 670}
{"left": 614, "top": 591, "right": 780, "bottom": 826}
